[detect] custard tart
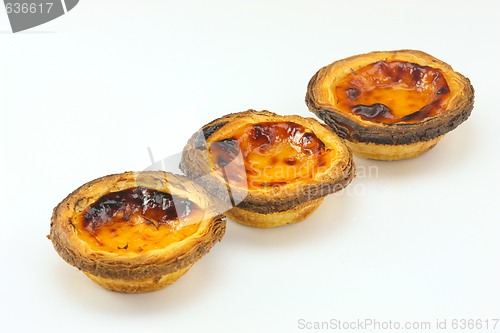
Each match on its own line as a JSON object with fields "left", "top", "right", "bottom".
{"left": 49, "top": 171, "right": 225, "bottom": 293}
{"left": 180, "top": 110, "right": 355, "bottom": 228}
{"left": 306, "top": 49, "right": 474, "bottom": 160}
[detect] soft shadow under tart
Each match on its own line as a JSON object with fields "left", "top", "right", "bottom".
{"left": 306, "top": 49, "right": 474, "bottom": 160}
{"left": 180, "top": 110, "right": 355, "bottom": 228}
{"left": 50, "top": 171, "right": 225, "bottom": 293}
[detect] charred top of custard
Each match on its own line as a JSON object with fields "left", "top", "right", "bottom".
{"left": 209, "top": 121, "right": 334, "bottom": 189}
{"left": 74, "top": 187, "right": 202, "bottom": 253}
{"left": 83, "top": 187, "right": 198, "bottom": 233}
{"left": 335, "top": 60, "right": 451, "bottom": 124}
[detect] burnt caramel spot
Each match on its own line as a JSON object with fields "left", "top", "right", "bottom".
{"left": 346, "top": 88, "right": 361, "bottom": 100}
{"left": 261, "top": 182, "right": 287, "bottom": 187}
{"left": 82, "top": 187, "right": 199, "bottom": 234}
{"left": 203, "top": 121, "right": 229, "bottom": 140}
{"left": 437, "top": 87, "right": 448, "bottom": 95}
{"left": 211, "top": 138, "right": 240, "bottom": 168}
{"left": 300, "top": 132, "right": 324, "bottom": 150}
{"left": 209, "top": 122, "right": 333, "bottom": 189}
{"left": 194, "top": 121, "right": 230, "bottom": 149}
{"left": 335, "top": 60, "right": 451, "bottom": 124}
{"left": 411, "top": 66, "right": 423, "bottom": 84}
{"left": 250, "top": 124, "right": 274, "bottom": 145}
{"left": 352, "top": 103, "right": 393, "bottom": 119}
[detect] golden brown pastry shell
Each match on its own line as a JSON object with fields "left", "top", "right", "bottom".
{"left": 306, "top": 50, "right": 474, "bottom": 158}
{"left": 50, "top": 171, "right": 226, "bottom": 293}
{"left": 179, "top": 110, "right": 355, "bottom": 227}
{"left": 224, "top": 197, "right": 325, "bottom": 228}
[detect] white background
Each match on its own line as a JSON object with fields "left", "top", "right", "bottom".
{"left": 1, "top": 1, "right": 499, "bottom": 332}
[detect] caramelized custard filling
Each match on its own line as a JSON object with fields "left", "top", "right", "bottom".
{"left": 73, "top": 187, "right": 202, "bottom": 253}
{"left": 335, "top": 60, "right": 451, "bottom": 123}
{"left": 209, "top": 121, "right": 334, "bottom": 189}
